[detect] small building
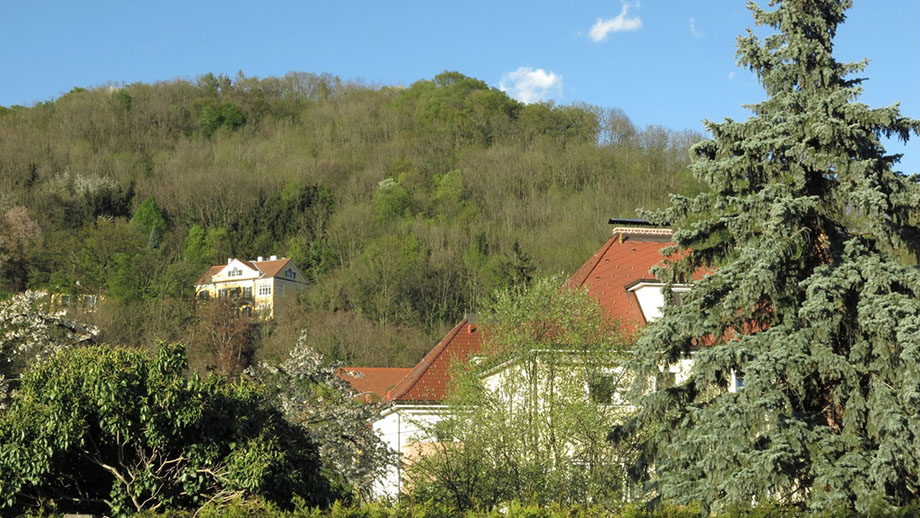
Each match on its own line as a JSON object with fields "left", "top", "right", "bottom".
{"left": 194, "top": 256, "right": 308, "bottom": 319}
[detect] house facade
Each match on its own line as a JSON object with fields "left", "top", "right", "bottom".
{"left": 341, "top": 222, "right": 703, "bottom": 498}
{"left": 194, "top": 256, "right": 308, "bottom": 319}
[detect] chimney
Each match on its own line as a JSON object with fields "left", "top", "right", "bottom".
{"left": 257, "top": 256, "right": 263, "bottom": 262}
{"left": 270, "top": 255, "right": 277, "bottom": 261}
{"left": 227, "top": 258, "right": 232, "bottom": 264}
{"left": 608, "top": 218, "right": 672, "bottom": 243}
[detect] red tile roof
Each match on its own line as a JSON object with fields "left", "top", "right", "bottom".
{"left": 567, "top": 231, "right": 673, "bottom": 336}
{"left": 336, "top": 367, "right": 413, "bottom": 402}
{"left": 255, "top": 258, "right": 293, "bottom": 279}
{"left": 344, "top": 227, "right": 681, "bottom": 404}
{"left": 385, "top": 320, "right": 486, "bottom": 403}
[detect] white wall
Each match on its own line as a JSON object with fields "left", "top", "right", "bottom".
{"left": 629, "top": 283, "right": 691, "bottom": 322}
{"left": 372, "top": 404, "right": 447, "bottom": 499}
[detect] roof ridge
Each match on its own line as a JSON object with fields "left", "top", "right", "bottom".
{"left": 386, "top": 319, "right": 469, "bottom": 402}
{"left": 566, "top": 234, "right": 618, "bottom": 288}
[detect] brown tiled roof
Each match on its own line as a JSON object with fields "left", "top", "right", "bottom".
{"left": 385, "top": 320, "right": 486, "bottom": 403}
{"left": 195, "top": 265, "right": 224, "bottom": 285}
{"left": 336, "top": 367, "right": 413, "bottom": 402}
{"left": 255, "top": 258, "right": 293, "bottom": 278}
{"left": 195, "top": 258, "right": 296, "bottom": 285}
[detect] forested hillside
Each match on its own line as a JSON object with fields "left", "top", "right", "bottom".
{"left": 0, "top": 71, "right": 701, "bottom": 368}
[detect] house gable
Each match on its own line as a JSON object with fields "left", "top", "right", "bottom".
{"left": 385, "top": 320, "right": 485, "bottom": 403}
{"left": 211, "top": 259, "right": 260, "bottom": 283}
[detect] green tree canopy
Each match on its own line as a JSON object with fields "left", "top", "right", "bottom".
{"left": 130, "top": 196, "right": 167, "bottom": 234}
{"left": 0, "top": 343, "right": 331, "bottom": 516}
{"left": 409, "top": 276, "right": 631, "bottom": 510}
{"left": 621, "top": 0, "right": 920, "bottom": 513}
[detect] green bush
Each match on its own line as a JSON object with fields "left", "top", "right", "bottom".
{"left": 41, "top": 498, "right": 920, "bottom": 518}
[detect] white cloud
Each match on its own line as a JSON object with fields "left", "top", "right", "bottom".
{"left": 499, "top": 67, "right": 563, "bottom": 104}
{"left": 728, "top": 71, "right": 737, "bottom": 80}
{"left": 589, "top": 2, "right": 642, "bottom": 42}
{"left": 689, "top": 17, "right": 702, "bottom": 38}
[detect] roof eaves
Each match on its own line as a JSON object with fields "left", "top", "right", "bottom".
{"left": 386, "top": 319, "right": 468, "bottom": 402}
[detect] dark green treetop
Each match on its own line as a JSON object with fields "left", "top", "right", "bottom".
{"left": 623, "top": 0, "right": 920, "bottom": 512}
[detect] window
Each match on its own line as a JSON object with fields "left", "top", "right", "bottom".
{"left": 278, "top": 283, "right": 285, "bottom": 296}
{"left": 258, "top": 303, "right": 271, "bottom": 316}
{"left": 243, "top": 287, "right": 252, "bottom": 299}
{"left": 589, "top": 376, "right": 617, "bottom": 404}
{"left": 730, "top": 371, "right": 744, "bottom": 392}
{"left": 258, "top": 285, "right": 271, "bottom": 296}
{"left": 656, "top": 371, "right": 677, "bottom": 390}
{"left": 670, "top": 289, "right": 690, "bottom": 306}
{"left": 218, "top": 289, "right": 228, "bottom": 299}
{"left": 228, "top": 267, "right": 243, "bottom": 277}
{"left": 285, "top": 268, "right": 296, "bottom": 280}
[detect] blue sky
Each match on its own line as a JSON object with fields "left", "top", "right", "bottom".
{"left": 2, "top": 1, "right": 918, "bottom": 173}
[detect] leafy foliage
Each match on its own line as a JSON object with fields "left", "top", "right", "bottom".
{"left": 623, "top": 0, "right": 920, "bottom": 512}
{"left": 0, "top": 69, "right": 701, "bottom": 364}
{"left": 0, "top": 343, "right": 331, "bottom": 516}
{"left": 409, "top": 276, "right": 632, "bottom": 510}
{"left": 189, "top": 298, "right": 258, "bottom": 376}
{"left": 249, "top": 332, "right": 395, "bottom": 501}
{"left": 0, "top": 290, "right": 97, "bottom": 402}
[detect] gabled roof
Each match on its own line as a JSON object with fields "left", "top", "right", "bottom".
{"left": 196, "top": 265, "right": 224, "bottom": 286}
{"left": 336, "top": 367, "right": 413, "bottom": 403}
{"left": 567, "top": 229, "right": 674, "bottom": 335}
{"left": 195, "top": 257, "right": 299, "bottom": 285}
{"left": 385, "top": 320, "right": 485, "bottom": 403}
{"left": 346, "top": 226, "right": 679, "bottom": 405}
{"left": 254, "top": 258, "right": 295, "bottom": 279}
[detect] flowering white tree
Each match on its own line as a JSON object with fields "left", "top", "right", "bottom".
{"left": 0, "top": 291, "right": 97, "bottom": 407}
{"left": 248, "top": 331, "right": 394, "bottom": 499}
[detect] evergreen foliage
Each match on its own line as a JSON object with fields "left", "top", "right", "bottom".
{"left": 622, "top": 0, "right": 920, "bottom": 512}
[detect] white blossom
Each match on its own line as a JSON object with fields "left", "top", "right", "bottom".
{"left": 0, "top": 291, "right": 98, "bottom": 406}
{"left": 248, "top": 331, "right": 395, "bottom": 498}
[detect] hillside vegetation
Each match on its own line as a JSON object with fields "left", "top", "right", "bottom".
{"left": 0, "top": 71, "right": 700, "bottom": 367}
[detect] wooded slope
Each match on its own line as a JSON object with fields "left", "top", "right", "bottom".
{"left": 0, "top": 71, "right": 700, "bottom": 367}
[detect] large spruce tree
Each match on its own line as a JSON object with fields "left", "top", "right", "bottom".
{"left": 624, "top": 0, "right": 920, "bottom": 512}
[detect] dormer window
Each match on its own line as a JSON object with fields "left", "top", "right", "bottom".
{"left": 730, "top": 371, "right": 744, "bottom": 393}
{"left": 228, "top": 268, "right": 243, "bottom": 277}
{"left": 626, "top": 280, "right": 692, "bottom": 322}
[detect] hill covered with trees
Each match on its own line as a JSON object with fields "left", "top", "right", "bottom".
{"left": 0, "top": 70, "right": 701, "bottom": 368}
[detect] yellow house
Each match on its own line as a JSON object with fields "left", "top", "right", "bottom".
{"left": 194, "top": 256, "right": 308, "bottom": 318}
